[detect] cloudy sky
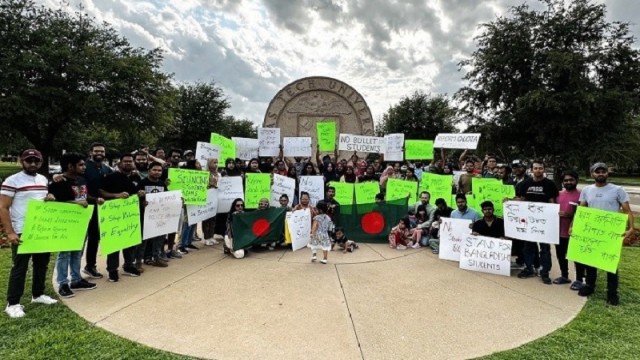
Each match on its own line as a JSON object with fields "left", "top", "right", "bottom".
{"left": 38, "top": 0, "right": 639, "bottom": 128}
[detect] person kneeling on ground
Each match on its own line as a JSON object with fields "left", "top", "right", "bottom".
{"left": 331, "top": 227, "right": 359, "bottom": 253}
{"left": 389, "top": 217, "right": 415, "bottom": 250}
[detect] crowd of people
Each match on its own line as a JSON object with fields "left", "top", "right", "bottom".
{"left": 1, "top": 140, "right": 634, "bottom": 318}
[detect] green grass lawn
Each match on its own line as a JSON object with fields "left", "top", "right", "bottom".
{"left": 0, "top": 162, "right": 21, "bottom": 180}
{"left": 0, "top": 248, "right": 638, "bottom": 359}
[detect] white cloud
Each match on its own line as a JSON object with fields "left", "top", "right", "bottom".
{"left": 35, "top": 0, "right": 640, "bottom": 127}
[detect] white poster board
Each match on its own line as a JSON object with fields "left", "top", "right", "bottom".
{"left": 299, "top": 175, "right": 324, "bottom": 206}
{"left": 186, "top": 188, "right": 218, "bottom": 225}
{"left": 270, "top": 174, "right": 295, "bottom": 207}
{"left": 338, "top": 133, "right": 384, "bottom": 153}
{"left": 195, "top": 142, "right": 220, "bottom": 169}
{"left": 503, "top": 201, "right": 560, "bottom": 244}
{"left": 283, "top": 137, "right": 312, "bottom": 157}
{"left": 143, "top": 191, "right": 183, "bottom": 240}
{"left": 459, "top": 235, "right": 512, "bottom": 276}
{"left": 434, "top": 133, "right": 481, "bottom": 149}
{"left": 287, "top": 209, "right": 311, "bottom": 251}
{"left": 438, "top": 218, "right": 472, "bottom": 262}
{"left": 384, "top": 133, "right": 404, "bottom": 161}
{"left": 258, "top": 128, "right": 280, "bottom": 156}
{"left": 232, "top": 137, "right": 259, "bottom": 160}
{"left": 217, "top": 176, "right": 244, "bottom": 213}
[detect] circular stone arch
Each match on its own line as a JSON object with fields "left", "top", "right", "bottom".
{"left": 263, "top": 76, "right": 375, "bottom": 158}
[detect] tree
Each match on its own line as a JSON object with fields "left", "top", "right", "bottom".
{"left": 0, "top": 0, "right": 175, "bottom": 172}
{"left": 377, "top": 91, "right": 458, "bottom": 140}
{"left": 456, "top": 0, "right": 640, "bottom": 170}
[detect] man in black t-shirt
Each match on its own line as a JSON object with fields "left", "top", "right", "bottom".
{"left": 515, "top": 160, "right": 559, "bottom": 284}
{"left": 99, "top": 154, "right": 143, "bottom": 282}
{"left": 471, "top": 201, "right": 505, "bottom": 238}
{"left": 137, "top": 161, "right": 170, "bottom": 268}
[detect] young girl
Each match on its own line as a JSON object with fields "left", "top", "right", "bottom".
{"left": 389, "top": 217, "right": 412, "bottom": 250}
{"left": 309, "top": 201, "right": 333, "bottom": 264}
{"left": 332, "top": 227, "right": 358, "bottom": 253}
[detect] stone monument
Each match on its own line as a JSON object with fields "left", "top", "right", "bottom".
{"left": 263, "top": 76, "right": 374, "bottom": 159}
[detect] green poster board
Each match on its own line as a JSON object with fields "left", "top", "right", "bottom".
{"left": 355, "top": 181, "right": 380, "bottom": 204}
{"left": 404, "top": 140, "right": 434, "bottom": 160}
{"left": 18, "top": 200, "right": 94, "bottom": 254}
{"left": 210, "top": 133, "right": 236, "bottom": 162}
{"left": 244, "top": 173, "right": 272, "bottom": 209}
{"left": 472, "top": 178, "right": 515, "bottom": 217}
{"left": 316, "top": 121, "right": 336, "bottom": 151}
{"left": 419, "top": 173, "right": 453, "bottom": 207}
{"left": 168, "top": 168, "right": 208, "bottom": 205}
{"left": 98, "top": 196, "right": 142, "bottom": 256}
{"left": 386, "top": 178, "right": 418, "bottom": 205}
{"left": 567, "top": 206, "right": 627, "bottom": 273}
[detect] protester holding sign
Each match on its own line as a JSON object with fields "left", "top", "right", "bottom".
{"left": 50, "top": 152, "right": 103, "bottom": 298}
{"left": 137, "top": 161, "right": 171, "bottom": 268}
{"left": 573, "top": 163, "right": 634, "bottom": 306}
{"left": 203, "top": 158, "right": 221, "bottom": 246}
{"left": 554, "top": 170, "right": 584, "bottom": 288}
{"left": 471, "top": 201, "right": 505, "bottom": 238}
{"left": 3, "top": 149, "right": 58, "bottom": 318}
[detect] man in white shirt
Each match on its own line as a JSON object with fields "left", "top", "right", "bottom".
{"left": 2, "top": 149, "right": 58, "bottom": 318}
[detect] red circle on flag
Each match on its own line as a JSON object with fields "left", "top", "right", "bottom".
{"left": 362, "top": 212, "right": 385, "bottom": 234}
{"left": 252, "top": 219, "right": 270, "bottom": 237}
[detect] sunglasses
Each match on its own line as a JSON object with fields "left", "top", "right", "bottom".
{"left": 23, "top": 158, "right": 42, "bottom": 164}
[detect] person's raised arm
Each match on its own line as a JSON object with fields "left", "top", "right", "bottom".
{"left": 458, "top": 149, "right": 468, "bottom": 169}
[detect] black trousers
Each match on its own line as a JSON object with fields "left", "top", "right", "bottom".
{"left": 6, "top": 243, "right": 50, "bottom": 305}
{"left": 84, "top": 209, "right": 100, "bottom": 269}
{"left": 106, "top": 246, "right": 136, "bottom": 273}
{"left": 585, "top": 266, "right": 619, "bottom": 294}
{"left": 555, "top": 237, "right": 586, "bottom": 279}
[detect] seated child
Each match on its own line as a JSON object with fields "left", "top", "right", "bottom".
{"left": 388, "top": 217, "right": 414, "bottom": 250}
{"left": 332, "top": 227, "right": 359, "bottom": 253}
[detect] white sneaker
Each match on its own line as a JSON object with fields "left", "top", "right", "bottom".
{"left": 204, "top": 239, "right": 214, "bottom": 246}
{"left": 411, "top": 242, "right": 421, "bottom": 249}
{"left": 311, "top": 253, "right": 317, "bottom": 262}
{"left": 31, "top": 295, "right": 58, "bottom": 305}
{"left": 5, "top": 304, "right": 25, "bottom": 318}
{"left": 396, "top": 245, "right": 407, "bottom": 250}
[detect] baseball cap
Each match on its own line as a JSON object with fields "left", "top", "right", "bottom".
{"left": 590, "top": 162, "right": 607, "bottom": 173}
{"left": 21, "top": 149, "right": 43, "bottom": 161}
{"left": 183, "top": 150, "right": 194, "bottom": 156}
{"left": 512, "top": 159, "right": 524, "bottom": 167}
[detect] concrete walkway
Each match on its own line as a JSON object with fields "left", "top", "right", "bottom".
{"left": 60, "top": 243, "right": 585, "bottom": 360}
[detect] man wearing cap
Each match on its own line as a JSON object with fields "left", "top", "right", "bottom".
{"left": 2, "top": 149, "right": 58, "bottom": 318}
{"left": 573, "top": 162, "right": 634, "bottom": 306}
{"left": 515, "top": 159, "right": 559, "bottom": 284}
{"left": 511, "top": 160, "right": 530, "bottom": 187}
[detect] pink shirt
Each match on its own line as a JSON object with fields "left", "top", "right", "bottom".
{"left": 557, "top": 189, "right": 581, "bottom": 238}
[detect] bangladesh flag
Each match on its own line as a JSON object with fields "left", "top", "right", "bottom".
{"left": 231, "top": 207, "right": 286, "bottom": 250}
{"left": 337, "top": 198, "right": 408, "bottom": 243}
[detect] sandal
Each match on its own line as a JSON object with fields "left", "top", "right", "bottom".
{"left": 553, "top": 276, "right": 572, "bottom": 285}
{"left": 570, "top": 281, "right": 584, "bottom": 291}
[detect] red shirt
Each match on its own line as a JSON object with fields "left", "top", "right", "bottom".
{"left": 557, "top": 189, "right": 581, "bottom": 238}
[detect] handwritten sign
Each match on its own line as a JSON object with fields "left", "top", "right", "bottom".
{"left": 420, "top": 173, "right": 453, "bottom": 206}
{"left": 187, "top": 188, "right": 218, "bottom": 225}
{"left": 567, "top": 206, "right": 627, "bottom": 273}
{"left": 386, "top": 178, "right": 418, "bottom": 205}
{"left": 338, "top": 134, "right": 384, "bottom": 153}
{"left": 168, "top": 168, "right": 208, "bottom": 205}
{"left": 210, "top": 133, "right": 236, "bottom": 162}
{"left": 258, "top": 128, "right": 280, "bottom": 156}
{"left": 384, "top": 133, "right": 404, "bottom": 161}
{"left": 472, "top": 178, "right": 515, "bottom": 217}
{"left": 330, "top": 181, "right": 354, "bottom": 206}
{"left": 287, "top": 208, "right": 311, "bottom": 251}
{"left": 217, "top": 176, "right": 244, "bottom": 213}
{"left": 438, "top": 218, "right": 472, "bottom": 262}
{"left": 355, "top": 181, "right": 380, "bottom": 204}
{"left": 143, "top": 190, "right": 182, "bottom": 240}
{"left": 232, "top": 137, "right": 259, "bottom": 160}
{"left": 195, "top": 141, "right": 220, "bottom": 169}
{"left": 283, "top": 137, "right": 312, "bottom": 157}
{"left": 98, "top": 196, "right": 141, "bottom": 256}
{"left": 299, "top": 175, "right": 324, "bottom": 206}
{"left": 244, "top": 173, "right": 271, "bottom": 209}
{"left": 434, "top": 133, "right": 481, "bottom": 149}
{"left": 316, "top": 121, "right": 336, "bottom": 151}
{"left": 270, "top": 174, "right": 295, "bottom": 207}
{"left": 503, "top": 201, "right": 560, "bottom": 244}
{"left": 18, "top": 200, "right": 94, "bottom": 254}
{"left": 459, "top": 235, "right": 512, "bottom": 276}
{"left": 404, "top": 140, "right": 434, "bottom": 160}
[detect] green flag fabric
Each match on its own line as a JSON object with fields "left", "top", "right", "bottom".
{"left": 337, "top": 198, "right": 408, "bottom": 243}
{"left": 231, "top": 207, "right": 286, "bottom": 250}
{"left": 316, "top": 121, "right": 336, "bottom": 151}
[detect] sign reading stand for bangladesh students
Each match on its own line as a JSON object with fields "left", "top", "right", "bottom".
{"left": 98, "top": 196, "right": 141, "bottom": 256}
{"left": 18, "top": 200, "right": 94, "bottom": 254}
{"left": 459, "top": 235, "right": 512, "bottom": 277}
{"left": 567, "top": 206, "right": 628, "bottom": 273}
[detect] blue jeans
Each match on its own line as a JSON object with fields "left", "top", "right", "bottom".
{"left": 524, "top": 242, "right": 551, "bottom": 277}
{"left": 180, "top": 217, "right": 195, "bottom": 248}
{"left": 56, "top": 251, "right": 83, "bottom": 286}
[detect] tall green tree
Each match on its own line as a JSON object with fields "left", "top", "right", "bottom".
{"left": 377, "top": 91, "right": 458, "bottom": 140}
{"left": 0, "top": 0, "right": 175, "bottom": 172}
{"left": 456, "top": 0, "right": 640, "bottom": 170}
